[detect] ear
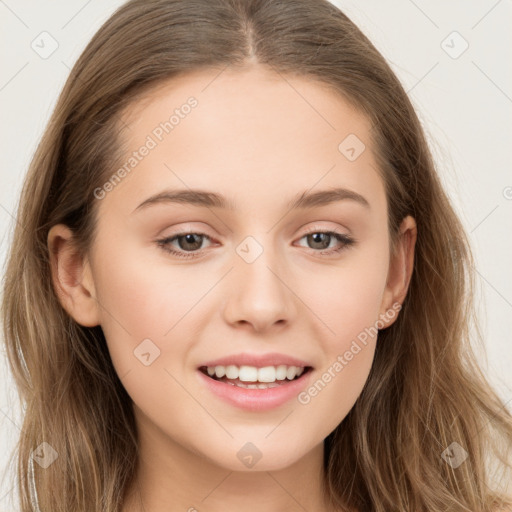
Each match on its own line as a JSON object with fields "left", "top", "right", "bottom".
{"left": 378, "top": 215, "right": 417, "bottom": 329}
{"left": 47, "top": 224, "right": 100, "bottom": 327}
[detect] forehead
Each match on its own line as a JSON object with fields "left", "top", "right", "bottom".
{"left": 122, "top": 65, "right": 372, "bottom": 147}
{"left": 106, "top": 65, "right": 385, "bottom": 216}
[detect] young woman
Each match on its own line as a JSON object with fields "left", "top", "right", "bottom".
{"left": 2, "top": 0, "right": 511, "bottom": 510}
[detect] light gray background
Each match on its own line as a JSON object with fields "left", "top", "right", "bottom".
{"left": 1, "top": 1, "right": 511, "bottom": 510}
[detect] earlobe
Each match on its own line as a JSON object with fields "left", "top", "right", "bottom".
{"left": 47, "top": 224, "right": 100, "bottom": 327}
{"left": 379, "top": 215, "right": 417, "bottom": 328}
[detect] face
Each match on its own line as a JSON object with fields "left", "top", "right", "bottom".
{"left": 50, "top": 65, "right": 415, "bottom": 473}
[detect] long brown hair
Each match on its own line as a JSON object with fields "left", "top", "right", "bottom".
{"left": 2, "top": 0, "right": 511, "bottom": 510}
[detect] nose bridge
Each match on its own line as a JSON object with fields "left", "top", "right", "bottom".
{"left": 222, "top": 231, "right": 294, "bottom": 330}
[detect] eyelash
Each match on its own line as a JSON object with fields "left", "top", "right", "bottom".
{"left": 156, "top": 227, "right": 355, "bottom": 260}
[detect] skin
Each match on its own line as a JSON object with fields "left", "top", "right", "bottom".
{"left": 48, "top": 64, "right": 416, "bottom": 512}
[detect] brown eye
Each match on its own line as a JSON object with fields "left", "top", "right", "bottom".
{"left": 157, "top": 232, "right": 213, "bottom": 259}
{"left": 296, "top": 230, "right": 355, "bottom": 256}
{"left": 305, "top": 232, "right": 333, "bottom": 250}
{"left": 174, "top": 233, "right": 204, "bottom": 251}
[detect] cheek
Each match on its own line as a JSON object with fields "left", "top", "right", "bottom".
{"left": 91, "top": 244, "right": 209, "bottom": 435}
{"left": 296, "top": 270, "right": 385, "bottom": 435}
{"left": 302, "top": 244, "right": 389, "bottom": 340}
{"left": 298, "top": 337, "right": 376, "bottom": 443}
{"left": 295, "top": 244, "right": 388, "bottom": 418}
{"left": 93, "top": 237, "right": 213, "bottom": 333}
{"left": 91, "top": 241, "right": 204, "bottom": 377}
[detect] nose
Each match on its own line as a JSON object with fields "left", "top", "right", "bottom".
{"left": 222, "top": 241, "right": 296, "bottom": 333}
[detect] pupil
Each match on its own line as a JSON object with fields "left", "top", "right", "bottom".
{"left": 309, "top": 233, "right": 329, "bottom": 249}
{"left": 180, "top": 234, "right": 202, "bottom": 251}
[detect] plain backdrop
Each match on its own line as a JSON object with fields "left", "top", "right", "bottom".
{"left": 1, "top": 1, "right": 511, "bottom": 510}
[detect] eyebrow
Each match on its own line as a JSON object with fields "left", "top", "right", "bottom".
{"left": 132, "top": 186, "right": 370, "bottom": 213}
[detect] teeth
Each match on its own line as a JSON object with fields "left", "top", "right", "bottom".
{"left": 239, "top": 365, "right": 258, "bottom": 382}
{"left": 286, "top": 366, "right": 299, "bottom": 380}
{"left": 204, "top": 364, "right": 306, "bottom": 383}
{"left": 214, "top": 366, "right": 225, "bottom": 378}
{"left": 275, "top": 365, "right": 288, "bottom": 380}
{"left": 224, "top": 380, "right": 281, "bottom": 389}
{"left": 225, "top": 365, "right": 239, "bottom": 379}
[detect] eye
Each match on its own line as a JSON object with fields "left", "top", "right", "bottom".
{"left": 295, "top": 227, "right": 355, "bottom": 256}
{"left": 156, "top": 232, "right": 214, "bottom": 259}
{"left": 156, "top": 227, "right": 355, "bottom": 260}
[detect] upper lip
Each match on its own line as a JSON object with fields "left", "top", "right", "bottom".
{"left": 199, "top": 352, "right": 313, "bottom": 369}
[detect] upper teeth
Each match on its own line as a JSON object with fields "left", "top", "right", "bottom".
{"left": 206, "top": 365, "right": 305, "bottom": 382}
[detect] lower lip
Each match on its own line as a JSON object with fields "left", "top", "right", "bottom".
{"left": 197, "top": 369, "right": 313, "bottom": 412}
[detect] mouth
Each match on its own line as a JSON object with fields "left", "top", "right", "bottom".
{"left": 198, "top": 365, "right": 314, "bottom": 389}
{"left": 197, "top": 362, "right": 315, "bottom": 411}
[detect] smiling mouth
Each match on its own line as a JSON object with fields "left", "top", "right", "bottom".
{"left": 198, "top": 366, "right": 313, "bottom": 389}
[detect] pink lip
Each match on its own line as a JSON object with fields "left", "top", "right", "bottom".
{"left": 199, "top": 352, "right": 313, "bottom": 369}
{"left": 197, "top": 368, "right": 314, "bottom": 412}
